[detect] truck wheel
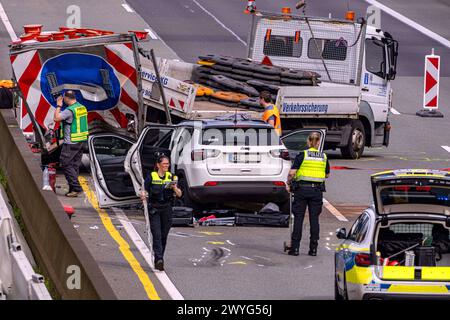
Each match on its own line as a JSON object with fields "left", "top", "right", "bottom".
{"left": 340, "top": 120, "right": 365, "bottom": 159}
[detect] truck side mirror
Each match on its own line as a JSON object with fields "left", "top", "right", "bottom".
{"left": 380, "top": 61, "right": 387, "bottom": 80}
{"left": 387, "top": 40, "right": 399, "bottom": 80}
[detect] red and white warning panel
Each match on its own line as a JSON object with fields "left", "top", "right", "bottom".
{"left": 417, "top": 49, "right": 444, "bottom": 117}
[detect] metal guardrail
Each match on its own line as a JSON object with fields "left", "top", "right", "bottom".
{"left": 0, "top": 186, "right": 51, "bottom": 299}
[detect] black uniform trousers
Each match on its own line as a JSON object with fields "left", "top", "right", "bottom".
{"left": 291, "top": 185, "right": 323, "bottom": 249}
{"left": 60, "top": 143, "right": 83, "bottom": 192}
{"left": 149, "top": 204, "right": 173, "bottom": 262}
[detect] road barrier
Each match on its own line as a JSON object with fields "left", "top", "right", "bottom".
{"left": 417, "top": 48, "right": 444, "bottom": 117}
{"left": 0, "top": 109, "right": 116, "bottom": 299}
{"left": 0, "top": 186, "right": 51, "bottom": 299}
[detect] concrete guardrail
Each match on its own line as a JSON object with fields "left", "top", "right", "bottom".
{"left": 0, "top": 109, "right": 116, "bottom": 299}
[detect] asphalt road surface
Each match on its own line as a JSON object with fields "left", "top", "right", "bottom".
{"left": 0, "top": 0, "right": 449, "bottom": 300}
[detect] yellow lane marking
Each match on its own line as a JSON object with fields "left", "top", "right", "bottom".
{"left": 79, "top": 177, "right": 160, "bottom": 300}
{"left": 198, "top": 231, "right": 223, "bottom": 236}
{"left": 207, "top": 241, "right": 225, "bottom": 245}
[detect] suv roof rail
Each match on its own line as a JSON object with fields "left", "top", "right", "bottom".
{"left": 214, "top": 113, "right": 253, "bottom": 122}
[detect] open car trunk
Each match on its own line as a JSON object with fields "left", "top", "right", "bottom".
{"left": 375, "top": 220, "right": 450, "bottom": 282}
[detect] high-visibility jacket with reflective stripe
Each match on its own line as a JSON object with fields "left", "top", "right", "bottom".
{"left": 61, "top": 102, "right": 89, "bottom": 143}
{"left": 149, "top": 171, "right": 173, "bottom": 204}
{"left": 295, "top": 147, "right": 327, "bottom": 182}
{"left": 262, "top": 104, "right": 282, "bottom": 136}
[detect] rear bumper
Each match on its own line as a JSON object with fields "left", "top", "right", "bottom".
{"left": 189, "top": 181, "right": 289, "bottom": 204}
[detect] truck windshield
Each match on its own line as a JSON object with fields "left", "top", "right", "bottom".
{"left": 200, "top": 127, "right": 281, "bottom": 146}
{"left": 380, "top": 186, "right": 450, "bottom": 207}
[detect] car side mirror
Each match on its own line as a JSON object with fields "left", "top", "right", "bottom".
{"left": 336, "top": 227, "right": 347, "bottom": 239}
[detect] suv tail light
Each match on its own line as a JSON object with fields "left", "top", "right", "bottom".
{"left": 355, "top": 253, "right": 372, "bottom": 267}
{"left": 273, "top": 181, "right": 286, "bottom": 187}
{"left": 270, "top": 149, "right": 290, "bottom": 161}
{"left": 204, "top": 181, "right": 218, "bottom": 186}
{"left": 191, "top": 149, "right": 220, "bottom": 161}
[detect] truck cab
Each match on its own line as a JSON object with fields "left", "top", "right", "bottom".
{"left": 247, "top": 10, "right": 399, "bottom": 159}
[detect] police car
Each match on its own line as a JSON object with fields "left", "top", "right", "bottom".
{"left": 334, "top": 169, "right": 450, "bottom": 300}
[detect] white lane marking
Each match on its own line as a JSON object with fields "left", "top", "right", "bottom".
{"left": 226, "top": 240, "right": 235, "bottom": 246}
{"left": 144, "top": 28, "right": 158, "bottom": 40}
{"left": 365, "top": 0, "right": 450, "bottom": 49}
{"left": 304, "top": 265, "right": 313, "bottom": 269}
{"left": 113, "top": 208, "right": 184, "bottom": 300}
{"left": 122, "top": 3, "right": 135, "bottom": 13}
{"left": 390, "top": 108, "right": 401, "bottom": 115}
{"left": 323, "top": 198, "right": 348, "bottom": 222}
{"left": 0, "top": 2, "right": 18, "bottom": 41}
{"left": 325, "top": 246, "right": 331, "bottom": 251}
{"left": 240, "top": 256, "right": 254, "bottom": 261}
{"left": 191, "top": 0, "right": 246, "bottom": 46}
{"left": 442, "top": 146, "right": 450, "bottom": 153}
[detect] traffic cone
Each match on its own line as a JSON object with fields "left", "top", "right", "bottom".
{"left": 244, "top": 0, "right": 256, "bottom": 14}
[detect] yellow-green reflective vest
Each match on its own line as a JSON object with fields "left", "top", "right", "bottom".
{"left": 149, "top": 171, "right": 173, "bottom": 203}
{"left": 61, "top": 102, "right": 89, "bottom": 143}
{"left": 295, "top": 147, "right": 327, "bottom": 183}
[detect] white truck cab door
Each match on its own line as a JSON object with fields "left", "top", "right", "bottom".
{"left": 124, "top": 125, "right": 175, "bottom": 196}
{"left": 88, "top": 134, "right": 140, "bottom": 208}
{"left": 361, "top": 37, "right": 391, "bottom": 122}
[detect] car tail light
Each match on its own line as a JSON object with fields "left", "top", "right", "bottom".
{"left": 191, "top": 149, "right": 220, "bottom": 161}
{"left": 204, "top": 181, "right": 218, "bottom": 186}
{"left": 355, "top": 253, "right": 371, "bottom": 267}
{"left": 273, "top": 181, "right": 286, "bottom": 187}
{"left": 270, "top": 149, "right": 290, "bottom": 161}
{"left": 394, "top": 186, "right": 410, "bottom": 191}
{"left": 416, "top": 186, "right": 431, "bottom": 192}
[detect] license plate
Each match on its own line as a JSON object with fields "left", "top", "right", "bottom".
{"left": 228, "top": 153, "right": 260, "bottom": 163}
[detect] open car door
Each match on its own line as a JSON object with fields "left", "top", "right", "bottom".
{"left": 280, "top": 129, "right": 326, "bottom": 160}
{"left": 125, "top": 124, "right": 175, "bottom": 196}
{"left": 88, "top": 133, "right": 140, "bottom": 208}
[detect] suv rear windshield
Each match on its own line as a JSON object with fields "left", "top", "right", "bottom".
{"left": 380, "top": 186, "right": 450, "bottom": 207}
{"left": 200, "top": 127, "right": 281, "bottom": 146}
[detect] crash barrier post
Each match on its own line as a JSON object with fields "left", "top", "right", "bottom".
{"left": 417, "top": 48, "right": 444, "bottom": 117}
{"left": 0, "top": 109, "right": 116, "bottom": 299}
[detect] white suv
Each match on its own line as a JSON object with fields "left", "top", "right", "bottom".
{"left": 87, "top": 118, "right": 325, "bottom": 214}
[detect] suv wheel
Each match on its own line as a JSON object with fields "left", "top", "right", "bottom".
{"left": 177, "top": 175, "right": 201, "bottom": 213}
{"left": 278, "top": 199, "right": 291, "bottom": 215}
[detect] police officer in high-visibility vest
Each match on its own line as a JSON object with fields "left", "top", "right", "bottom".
{"left": 259, "top": 91, "right": 282, "bottom": 136}
{"left": 141, "top": 155, "right": 182, "bottom": 271}
{"left": 53, "top": 90, "right": 89, "bottom": 197}
{"left": 286, "top": 132, "right": 330, "bottom": 256}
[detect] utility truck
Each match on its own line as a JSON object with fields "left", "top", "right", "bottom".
{"left": 142, "top": 10, "right": 398, "bottom": 159}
